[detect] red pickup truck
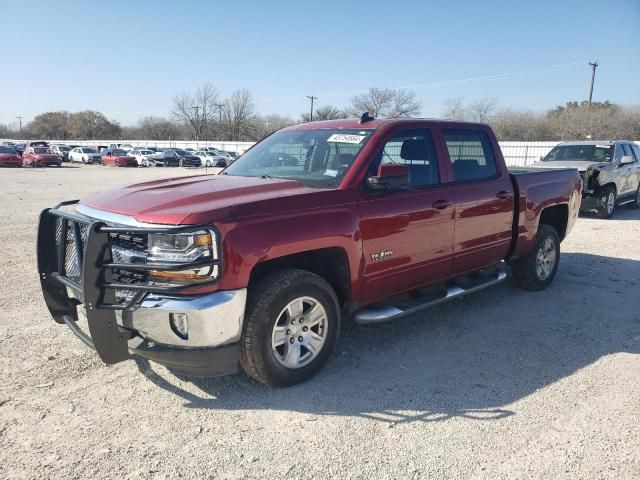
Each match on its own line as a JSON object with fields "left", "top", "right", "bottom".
{"left": 37, "top": 117, "right": 582, "bottom": 386}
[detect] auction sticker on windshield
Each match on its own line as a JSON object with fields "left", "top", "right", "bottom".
{"left": 327, "top": 134, "right": 366, "bottom": 144}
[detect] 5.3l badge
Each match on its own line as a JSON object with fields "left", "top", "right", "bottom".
{"left": 370, "top": 249, "right": 394, "bottom": 262}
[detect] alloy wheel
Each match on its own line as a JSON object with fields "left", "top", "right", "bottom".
{"left": 271, "top": 296, "right": 328, "bottom": 369}
{"left": 535, "top": 237, "right": 557, "bottom": 280}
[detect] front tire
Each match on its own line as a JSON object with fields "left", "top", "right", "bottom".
{"left": 596, "top": 186, "right": 616, "bottom": 219}
{"left": 240, "top": 269, "right": 340, "bottom": 387}
{"left": 511, "top": 224, "right": 560, "bottom": 291}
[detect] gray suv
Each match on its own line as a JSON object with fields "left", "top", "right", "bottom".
{"left": 533, "top": 140, "right": 640, "bottom": 218}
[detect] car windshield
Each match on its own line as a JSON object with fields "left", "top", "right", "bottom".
{"left": 223, "top": 129, "right": 374, "bottom": 188}
{"left": 542, "top": 145, "right": 613, "bottom": 163}
{"left": 34, "top": 147, "right": 50, "bottom": 153}
{"left": 111, "top": 149, "right": 127, "bottom": 155}
{"left": 83, "top": 148, "right": 98, "bottom": 154}
{"left": 173, "top": 149, "right": 188, "bottom": 155}
{"left": 60, "top": 146, "right": 70, "bottom": 151}
{"left": 0, "top": 146, "right": 16, "bottom": 153}
{"left": 140, "top": 150, "right": 152, "bottom": 154}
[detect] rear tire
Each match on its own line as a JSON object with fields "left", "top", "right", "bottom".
{"left": 511, "top": 224, "right": 560, "bottom": 291}
{"left": 240, "top": 269, "right": 340, "bottom": 387}
{"left": 596, "top": 186, "right": 616, "bottom": 219}
{"left": 630, "top": 185, "right": 640, "bottom": 209}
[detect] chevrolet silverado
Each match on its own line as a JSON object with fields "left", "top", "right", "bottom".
{"left": 37, "top": 117, "right": 582, "bottom": 386}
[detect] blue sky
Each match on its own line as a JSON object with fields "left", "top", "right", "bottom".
{"left": 2, "top": 0, "right": 639, "bottom": 126}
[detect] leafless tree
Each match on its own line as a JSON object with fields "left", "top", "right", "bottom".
{"left": 171, "top": 83, "right": 221, "bottom": 141}
{"left": 442, "top": 97, "right": 467, "bottom": 121}
{"left": 136, "top": 116, "right": 182, "bottom": 140}
{"left": 246, "top": 114, "right": 294, "bottom": 141}
{"left": 388, "top": 90, "right": 422, "bottom": 118}
{"left": 300, "top": 105, "right": 347, "bottom": 122}
{"left": 222, "top": 89, "right": 256, "bottom": 141}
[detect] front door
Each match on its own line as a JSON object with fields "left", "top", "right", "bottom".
{"left": 358, "top": 128, "right": 454, "bottom": 303}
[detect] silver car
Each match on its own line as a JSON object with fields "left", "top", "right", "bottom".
{"left": 532, "top": 141, "right": 640, "bottom": 218}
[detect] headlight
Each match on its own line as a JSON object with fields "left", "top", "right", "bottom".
{"left": 147, "top": 230, "right": 219, "bottom": 282}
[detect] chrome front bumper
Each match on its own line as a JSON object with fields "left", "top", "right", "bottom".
{"left": 118, "top": 288, "right": 247, "bottom": 348}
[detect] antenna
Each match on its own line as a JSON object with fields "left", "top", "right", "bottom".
{"left": 359, "top": 112, "right": 375, "bottom": 123}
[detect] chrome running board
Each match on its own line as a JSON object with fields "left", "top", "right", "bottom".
{"left": 354, "top": 268, "right": 508, "bottom": 325}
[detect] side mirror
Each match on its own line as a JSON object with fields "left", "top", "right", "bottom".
{"left": 367, "top": 163, "right": 410, "bottom": 191}
{"left": 620, "top": 155, "right": 634, "bottom": 165}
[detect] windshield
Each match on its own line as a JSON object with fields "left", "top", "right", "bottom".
{"left": 140, "top": 150, "right": 152, "bottom": 154}
{"left": 224, "top": 129, "right": 374, "bottom": 188}
{"left": 111, "top": 149, "right": 127, "bottom": 155}
{"left": 543, "top": 145, "right": 613, "bottom": 163}
{"left": 173, "top": 149, "right": 188, "bottom": 155}
{"left": 0, "top": 146, "right": 16, "bottom": 153}
{"left": 34, "top": 147, "right": 50, "bottom": 154}
{"left": 83, "top": 148, "right": 98, "bottom": 154}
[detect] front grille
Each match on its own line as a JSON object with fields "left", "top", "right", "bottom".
{"left": 55, "top": 218, "right": 90, "bottom": 283}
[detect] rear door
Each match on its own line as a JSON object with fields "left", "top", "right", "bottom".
{"left": 442, "top": 128, "right": 515, "bottom": 275}
{"left": 359, "top": 127, "right": 454, "bottom": 302}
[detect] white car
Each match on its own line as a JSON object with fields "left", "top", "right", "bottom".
{"left": 193, "top": 150, "right": 228, "bottom": 167}
{"left": 69, "top": 147, "right": 102, "bottom": 164}
{"left": 129, "top": 148, "right": 154, "bottom": 166}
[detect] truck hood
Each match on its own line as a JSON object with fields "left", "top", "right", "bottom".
{"left": 529, "top": 160, "right": 609, "bottom": 173}
{"left": 79, "top": 174, "right": 321, "bottom": 225}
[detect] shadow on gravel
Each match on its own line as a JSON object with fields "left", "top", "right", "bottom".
{"left": 580, "top": 205, "right": 640, "bottom": 221}
{"left": 135, "top": 252, "right": 640, "bottom": 425}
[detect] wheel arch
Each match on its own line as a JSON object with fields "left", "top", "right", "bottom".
{"left": 539, "top": 204, "right": 569, "bottom": 241}
{"left": 248, "top": 247, "right": 351, "bottom": 308}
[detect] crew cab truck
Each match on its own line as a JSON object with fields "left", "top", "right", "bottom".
{"left": 37, "top": 117, "right": 582, "bottom": 386}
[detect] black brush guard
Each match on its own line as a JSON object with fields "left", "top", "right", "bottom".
{"left": 37, "top": 200, "right": 221, "bottom": 365}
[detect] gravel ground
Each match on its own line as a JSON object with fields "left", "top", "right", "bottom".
{"left": 0, "top": 164, "right": 639, "bottom": 480}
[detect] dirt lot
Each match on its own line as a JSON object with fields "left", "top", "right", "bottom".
{"left": 0, "top": 164, "right": 639, "bottom": 480}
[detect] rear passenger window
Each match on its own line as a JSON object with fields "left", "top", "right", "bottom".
{"left": 378, "top": 129, "right": 440, "bottom": 187}
{"left": 444, "top": 129, "right": 498, "bottom": 181}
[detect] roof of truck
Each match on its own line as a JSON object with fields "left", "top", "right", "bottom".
{"left": 558, "top": 140, "right": 635, "bottom": 146}
{"left": 282, "top": 117, "right": 490, "bottom": 131}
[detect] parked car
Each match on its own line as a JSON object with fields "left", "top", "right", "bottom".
{"left": 37, "top": 117, "right": 583, "bottom": 386}
{"left": 172, "top": 149, "right": 202, "bottom": 167}
{"left": 0, "top": 145, "right": 22, "bottom": 167}
{"left": 100, "top": 149, "right": 138, "bottom": 167}
{"left": 193, "top": 150, "right": 228, "bottom": 167}
{"left": 107, "top": 143, "right": 133, "bottom": 151}
{"left": 22, "top": 146, "right": 61, "bottom": 167}
{"left": 531, "top": 140, "right": 640, "bottom": 218}
{"left": 14, "top": 143, "right": 26, "bottom": 157}
{"left": 69, "top": 147, "right": 102, "bottom": 164}
{"left": 129, "top": 147, "right": 155, "bottom": 166}
{"left": 143, "top": 149, "right": 179, "bottom": 167}
{"left": 50, "top": 144, "right": 72, "bottom": 161}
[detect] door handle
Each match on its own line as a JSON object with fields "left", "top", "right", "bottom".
{"left": 496, "top": 190, "right": 511, "bottom": 199}
{"left": 432, "top": 199, "right": 452, "bottom": 210}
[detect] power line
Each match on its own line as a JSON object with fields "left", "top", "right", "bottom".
{"left": 255, "top": 61, "right": 586, "bottom": 104}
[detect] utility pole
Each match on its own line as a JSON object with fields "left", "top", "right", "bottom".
{"left": 191, "top": 106, "right": 200, "bottom": 141}
{"left": 16, "top": 116, "right": 23, "bottom": 137}
{"left": 214, "top": 103, "right": 225, "bottom": 123}
{"left": 586, "top": 61, "right": 598, "bottom": 139}
{"left": 306, "top": 95, "right": 317, "bottom": 122}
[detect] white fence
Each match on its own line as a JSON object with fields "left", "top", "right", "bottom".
{"left": 5, "top": 139, "right": 639, "bottom": 167}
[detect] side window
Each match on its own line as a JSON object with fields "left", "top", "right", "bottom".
{"left": 631, "top": 144, "right": 640, "bottom": 161}
{"left": 622, "top": 144, "right": 635, "bottom": 160}
{"left": 613, "top": 144, "right": 625, "bottom": 162}
{"left": 378, "top": 129, "right": 440, "bottom": 187}
{"left": 444, "top": 129, "right": 498, "bottom": 181}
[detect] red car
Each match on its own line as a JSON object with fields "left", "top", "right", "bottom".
{"left": 0, "top": 145, "right": 22, "bottom": 167}
{"left": 37, "top": 117, "right": 582, "bottom": 386}
{"left": 22, "top": 146, "right": 62, "bottom": 167}
{"left": 100, "top": 149, "right": 138, "bottom": 167}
